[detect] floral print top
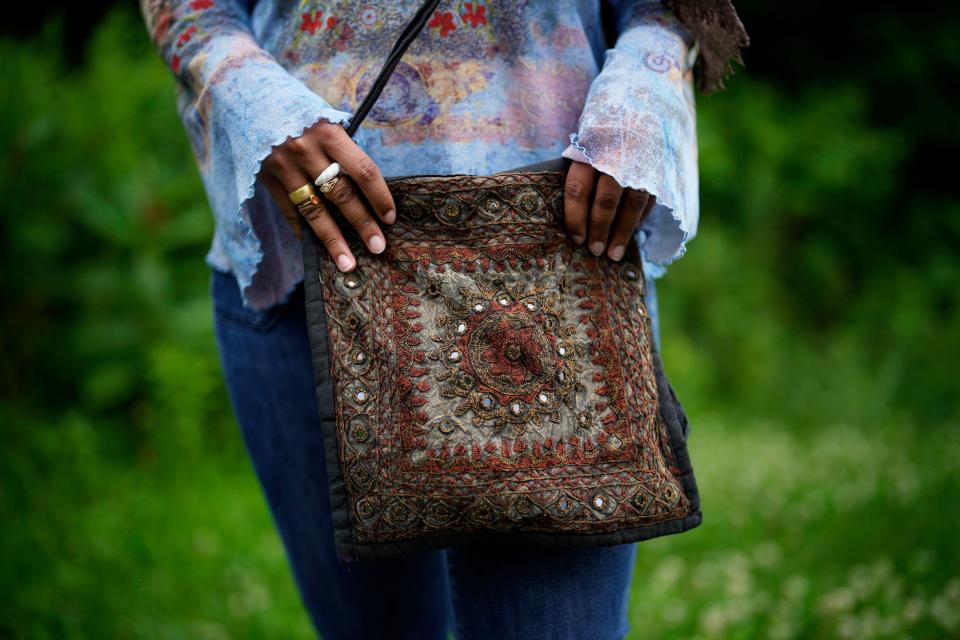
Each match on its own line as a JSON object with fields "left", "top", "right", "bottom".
{"left": 141, "top": 0, "right": 699, "bottom": 309}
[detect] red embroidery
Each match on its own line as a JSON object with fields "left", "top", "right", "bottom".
{"left": 428, "top": 10, "right": 456, "bottom": 37}
{"left": 171, "top": 54, "right": 181, "bottom": 74}
{"left": 177, "top": 25, "right": 197, "bottom": 47}
{"left": 479, "top": 318, "right": 545, "bottom": 388}
{"left": 189, "top": 0, "right": 213, "bottom": 10}
{"left": 461, "top": 3, "right": 487, "bottom": 28}
{"left": 314, "top": 171, "right": 694, "bottom": 546}
{"left": 153, "top": 11, "right": 172, "bottom": 41}
{"left": 300, "top": 11, "right": 324, "bottom": 34}
{"left": 327, "top": 16, "right": 338, "bottom": 29}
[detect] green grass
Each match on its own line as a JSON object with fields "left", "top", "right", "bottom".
{"left": 628, "top": 420, "right": 960, "bottom": 639}
{"left": 1, "top": 411, "right": 313, "bottom": 639}
{"left": 3, "top": 411, "right": 957, "bottom": 639}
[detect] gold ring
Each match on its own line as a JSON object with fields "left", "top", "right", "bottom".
{"left": 318, "top": 175, "right": 341, "bottom": 195}
{"left": 295, "top": 194, "right": 323, "bottom": 212}
{"left": 288, "top": 183, "right": 317, "bottom": 206}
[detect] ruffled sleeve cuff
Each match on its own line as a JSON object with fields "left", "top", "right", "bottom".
{"left": 560, "top": 19, "right": 700, "bottom": 278}
{"left": 177, "top": 35, "right": 352, "bottom": 305}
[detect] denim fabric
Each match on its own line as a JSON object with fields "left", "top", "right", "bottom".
{"left": 212, "top": 268, "right": 651, "bottom": 639}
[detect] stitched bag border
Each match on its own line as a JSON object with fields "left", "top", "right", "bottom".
{"left": 302, "top": 172, "right": 702, "bottom": 561}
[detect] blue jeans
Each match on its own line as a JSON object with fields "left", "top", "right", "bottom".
{"left": 212, "top": 268, "right": 655, "bottom": 639}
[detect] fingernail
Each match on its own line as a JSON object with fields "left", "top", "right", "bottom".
{"left": 571, "top": 234, "right": 584, "bottom": 245}
{"left": 609, "top": 245, "right": 625, "bottom": 261}
{"left": 589, "top": 241, "right": 605, "bottom": 256}
{"left": 336, "top": 254, "right": 354, "bottom": 271}
{"left": 384, "top": 209, "right": 396, "bottom": 224}
{"left": 369, "top": 235, "right": 386, "bottom": 254}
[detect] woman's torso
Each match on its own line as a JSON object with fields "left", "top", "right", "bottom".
{"left": 249, "top": 0, "right": 610, "bottom": 175}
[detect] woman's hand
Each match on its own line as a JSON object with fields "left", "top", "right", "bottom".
{"left": 563, "top": 161, "right": 655, "bottom": 261}
{"left": 260, "top": 119, "right": 395, "bottom": 272}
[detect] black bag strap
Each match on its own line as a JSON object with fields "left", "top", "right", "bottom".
{"left": 345, "top": 0, "right": 443, "bottom": 137}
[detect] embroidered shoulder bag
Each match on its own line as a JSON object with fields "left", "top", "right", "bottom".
{"left": 302, "top": 0, "right": 702, "bottom": 561}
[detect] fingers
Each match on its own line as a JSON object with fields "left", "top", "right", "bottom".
{"left": 299, "top": 194, "right": 359, "bottom": 272}
{"left": 261, "top": 172, "right": 302, "bottom": 236}
{"left": 300, "top": 153, "right": 387, "bottom": 256}
{"left": 319, "top": 174, "right": 386, "bottom": 255}
{"left": 606, "top": 189, "right": 649, "bottom": 261}
{"left": 564, "top": 161, "right": 594, "bottom": 245}
{"left": 262, "top": 152, "right": 356, "bottom": 272}
{"left": 322, "top": 125, "right": 396, "bottom": 224}
{"left": 564, "top": 161, "right": 653, "bottom": 262}
{"left": 289, "top": 131, "right": 387, "bottom": 256}
{"left": 587, "top": 174, "right": 623, "bottom": 257}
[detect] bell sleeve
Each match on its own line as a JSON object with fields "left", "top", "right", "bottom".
{"left": 562, "top": 0, "right": 700, "bottom": 276}
{"left": 140, "top": 0, "right": 352, "bottom": 300}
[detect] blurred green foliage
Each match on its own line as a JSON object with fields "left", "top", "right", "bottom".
{"left": 0, "top": 4, "right": 957, "bottom": 639}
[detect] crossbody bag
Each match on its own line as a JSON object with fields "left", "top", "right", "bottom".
{"left": 301, "top": 0, "right": 702, "bottom": 561}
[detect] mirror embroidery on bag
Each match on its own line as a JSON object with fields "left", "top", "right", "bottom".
{"left": 317, "top": 170, "right": 692, "bottom": 544}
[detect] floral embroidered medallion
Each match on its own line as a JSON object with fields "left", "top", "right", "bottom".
{"left": 307, "top": 168, "right": 700, "bottom": 555}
